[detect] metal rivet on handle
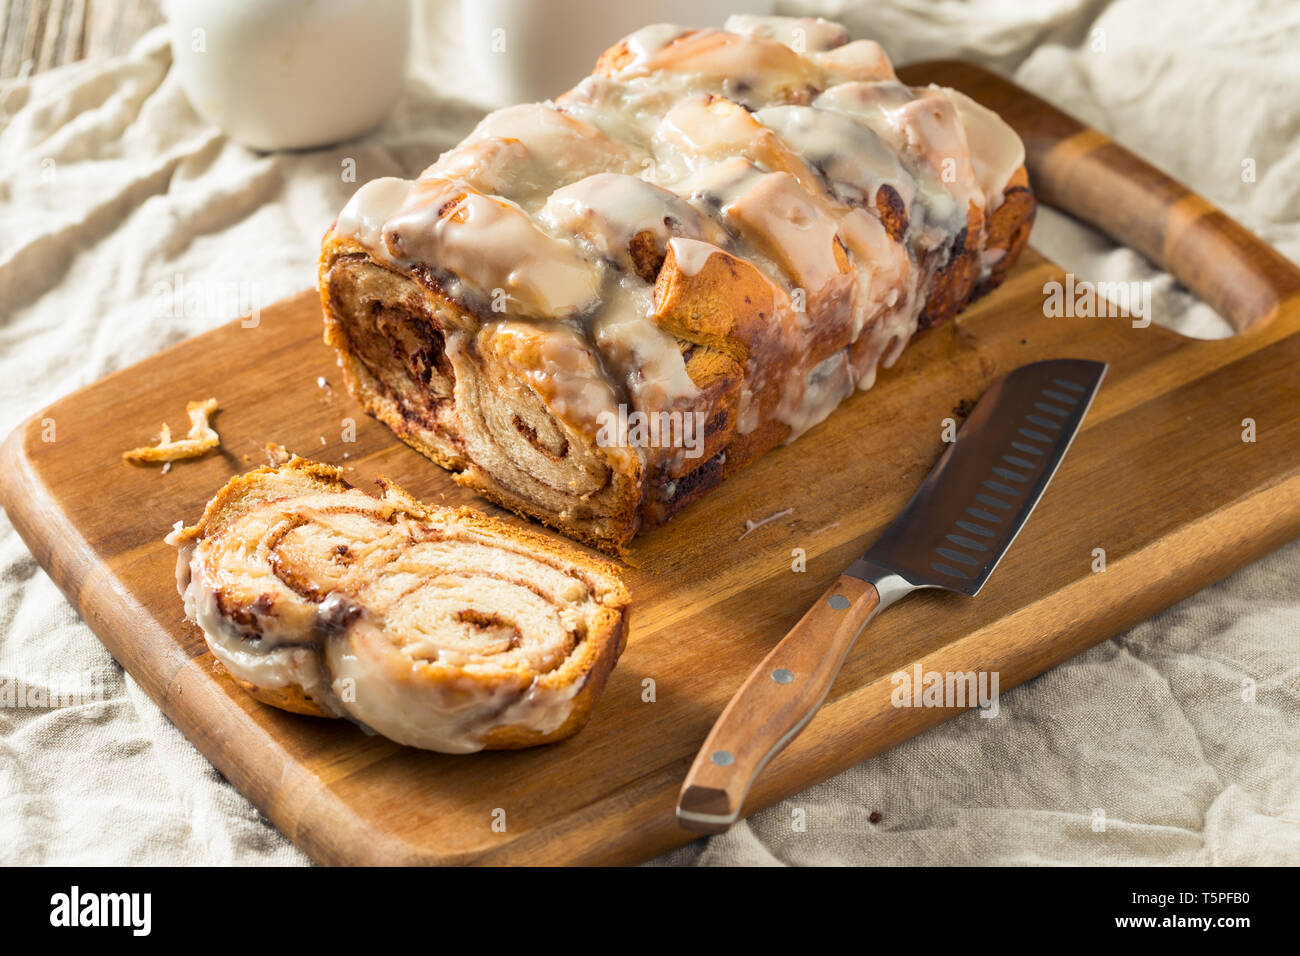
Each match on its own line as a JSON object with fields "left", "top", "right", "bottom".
{"left": 771, "top": 668, "right": 794, "bottom": 684}
{"left": 827, "top": 594, "right": 850, "bottom": 610}
{"left": 711, "top": 750, "right": 734, "bottom": 766}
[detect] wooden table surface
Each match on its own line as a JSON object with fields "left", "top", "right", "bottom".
{"left": 0, "top": 0, "right": 161, "bottom": 80}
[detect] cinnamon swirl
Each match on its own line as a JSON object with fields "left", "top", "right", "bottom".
{"left": 167, "top": 458, "right": 630, "bottom": 752}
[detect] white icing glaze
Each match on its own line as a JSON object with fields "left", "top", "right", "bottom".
{"left": 814, "top": 40, "right": 898, "bottom": 85}
{"left": 558, "top": 75, "right": 681, "bottom": 148}
{"left": 980, "top": 245, "right": 1008, "bottom": 281}
{"left": 667, "top": 236, "right": 724, "bottom": 277}
{"left": 621, "top": 23, "right": 692, "bottom": 70}
{"left": 814, "top": 81, "right": 978, "bottom": 230}
{"left": 722, "top": 169, "right": 847, "bottom": 295}
{"left": 485, "top": 319, "right": 623, "bottom": 432}
{"left": 335, "top": 177, "right": 412, "bottom": 254}
{"left": 651, "top": 93, "right": 769, "bottom": 180}
{"left": 329, "top": 17, "right": 1028, "bottom": 449}
{"left": 937, "top": 86, "right": 1025, "bottom": 211}
{"left": 723, "top": 14, "right": 850, "bottom": 53}
{"left": 753, "top": 104, "right": 914, "bottom": 210}
{"left": 181, "top": 543, "right": 346, "bottom": 716}
{"left": 593, "top": 276, "right": 699, "bottom": 410}
{"left": 838, "top": 206, "right": 915, "bottom": 340}
{"left": 777, "top": 349, "right": 856, "bottom": 437}
{"left": 432, "top": 102, "right": 647, "bottom": 209}
{"left": 538, "top": 172, "right": 726, "bottom": 272}
{"left": 384, "top": 180, "right": 601, "bottom": 318}
{"left": 736, "top": 385, "right": 760, "bottom": 434}
{"left": 611, "top": 27, "right": 820, "bottom": 108}
{"left": 326, "top": 621, "right": 584, "bottom": 754}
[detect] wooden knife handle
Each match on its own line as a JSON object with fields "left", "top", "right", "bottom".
{"left": 897, "top": 60, "right": 1300, "bottom": 335}
{"left": 676, "top": 574, "right": 881, "bottom": 833}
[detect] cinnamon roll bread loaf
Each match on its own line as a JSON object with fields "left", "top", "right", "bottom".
{"left": 167, "top": 458, "right": 630, "bottom": 752}
{"left": 319, "top": 15, "right": 1035, "bottom": 553}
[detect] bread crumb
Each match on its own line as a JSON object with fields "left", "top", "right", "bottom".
{"left": 122, "top": 398, "right": 219, "bottom": 464}
{"left": 265, "top": 443, "right": 292, "bottom": 467}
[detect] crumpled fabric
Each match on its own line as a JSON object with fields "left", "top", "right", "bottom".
{"left": 1, "top": 0, "right": 1297, "bottom": 865}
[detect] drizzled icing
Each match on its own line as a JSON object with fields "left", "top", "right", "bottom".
{"left": 385, "top": 180, "right": 601, "bottom": 318}
{"left": 593, "top": 277, "right": 700, "bottom": 412}
{"left": 431, "top": 102, "right": 648, "bottom": 209}
{"left": 940, "top": 86, "right": 1025, "bottom": 212}
{"left": 752, "top": 104, "right": 914, "bottom": 210}
{"left": 667, "top": 236, "right": 725, "bottom": 277}
{"left": 336, "top": 177, "right": 409, "bottom": 252}
{"left": 538, "top": 172, "right": 727, "bottom": 274}
{"left": 331, "top": 14, "right": 1026, "bottom": 441}
{"left": 621, "top": 23, "right": 692, "bottom": 71}
{"left": 725, "top": 13, "right": 850, "bottom": 53}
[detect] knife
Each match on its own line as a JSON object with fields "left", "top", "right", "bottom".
{"left": 676, "top": 358, "right": 1108, "bottom": 834}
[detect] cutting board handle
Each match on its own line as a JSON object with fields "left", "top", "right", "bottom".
{"left": 901, "top": 61, "right": 1300, "bottom": 334}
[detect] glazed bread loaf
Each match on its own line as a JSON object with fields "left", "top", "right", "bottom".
{"left": 167, "top": 458, "right": 630, "bottom": 752}
{"left": 319, "top": 15, "right": 1035, "bottom": 553}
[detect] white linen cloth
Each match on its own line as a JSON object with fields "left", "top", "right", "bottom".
{"left": 1, "top": 0, "right": 1297, "bottom": 865}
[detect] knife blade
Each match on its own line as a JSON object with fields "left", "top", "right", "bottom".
{"left": 676, "top": 358, "right": 1107, "bottom": 833}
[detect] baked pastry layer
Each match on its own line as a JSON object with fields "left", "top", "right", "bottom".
{"left": 167, "top": 458, "right": 630, "bottom": 753}
{"left": 319, "top": 15, "right": 1035, "bottom": 553}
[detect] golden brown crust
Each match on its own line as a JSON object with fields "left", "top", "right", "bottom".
{"left": 651, "top": 242, "right": 778, "bottom": 365}
{"left": 226, "top": 669, "right": 335, "bottom": 718}
{"left": 479, "top": 604, "right": 629, "bottom": 749}
{"left": 918, "top": 206, "right": 984, "bottom": 331}
{"left": 171, "top": 456, "right": 349, "bottom": 544}
{"left": 979, "top": 166, "right": 1036, "bottom": 293}
{"left": 672, "top": 344, "right": 744, "bottom": 475}
{"left": 591, "top": 38, "right": 641, "bottom": 77}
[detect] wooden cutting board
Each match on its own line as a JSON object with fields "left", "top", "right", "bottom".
{"left": 3, "top": 63, "right": 1299, "bottom": 866}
